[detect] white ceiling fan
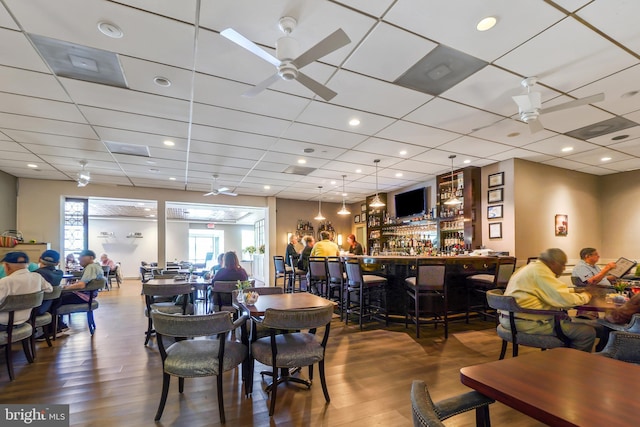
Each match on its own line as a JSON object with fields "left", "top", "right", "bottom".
{"left": 220, "top": 16, "right": 350, "bottom": 101}
{"left": 203, "top": 175, "right": 237, "bottom": 197}
{"left": 512, "top": 77, "right": 605, "bottom": 133}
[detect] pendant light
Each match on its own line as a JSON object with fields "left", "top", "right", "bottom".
{"left": 369, "top": 159, "right": 385, "bottom": 208}
{"left": 338, "top": 175, "right": 351, "bottom": 215}
{"left": 314, "top": 186, "right": 326, "bottom": 220}
{"left": 444, "top": 154, "right": 462, "bottom": 205}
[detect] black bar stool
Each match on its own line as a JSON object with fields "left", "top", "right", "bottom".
{"left": 344, "top": 258, "right": 388, "bottom": 330}
{"left": 405, "top": 258, "right": 448, "bottom": 339}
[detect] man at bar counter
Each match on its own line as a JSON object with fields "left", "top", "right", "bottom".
{"left": 500, "top": 248, "right": 598, "bottom": 352}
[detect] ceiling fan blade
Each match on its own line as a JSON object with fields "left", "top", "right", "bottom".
{"left": 243, "top": 73, "right": 281, "bottom": 97}
{"left": 528, "top": 118, "right": 544, "bottom": 133}
{"left": 540, "top": 93, "right": 605, "bottom": 115}
{"left": 203, "top": 192, "right": 215, "bottom": 197}
{"left": 292, "top": 28, "right": 351, "bottom": 69}
{"left": 220, "top": 191, "right": 238, "bottom": 197}
{"left": 217, "top": 187, "right": 229, "bottom": 193}
{"left": 512, "top": 92, "right": 542, "bottom": 112}
{"left": 296, "top": 72, "right": 337, "bottom": 101}
{"left": 220, "top": 28, "right": 281, "bottom": 67}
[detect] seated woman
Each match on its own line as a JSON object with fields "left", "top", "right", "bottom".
{"left": 347, "top": 233, "right": 364, "bottom": 255}
{"left": 212, "top": 251, "right": 248, "bottom": 282}
{"left": 59, "top": 249, "right": 104, "bottom": 331}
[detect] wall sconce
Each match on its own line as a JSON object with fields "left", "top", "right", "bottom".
{"left": 287, "top": 232, "right": 292, "bottom": 245}
{"left": 337, "top": 234, "right": 343, "bottom": 246}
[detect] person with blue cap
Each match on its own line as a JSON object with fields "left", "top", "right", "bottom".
{"left": 58, "top": 249, "right": 104, "bottom": 331}
{"left": 34, "top": 250, "right": 64, "bottom": 315}
{"left": 0, "top": 251, "right": 53, "bottom": 331}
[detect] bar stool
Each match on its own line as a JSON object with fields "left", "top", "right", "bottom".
{"left": 308, "top": 257, "right": 328, "bottom": 296}
{"left": 287, "top": 254, "right": 306, "bottom": 293}
{"left": 273, "top": 256, "right": 291, "bottom": 288}
{"left": 344, "top": 258, "right": 388, "bottom": 330}
{"left": 466, "top": 257, "right": 516, "bottom": 322}
{"left": 405, "top": 258, "right": 448, "bottom": 339}
{"left": 326, "top": 257, "right": 346, "bottom": 319}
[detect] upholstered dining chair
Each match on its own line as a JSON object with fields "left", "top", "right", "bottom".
{"left": 151, "top": 310, "right": 248, "bottom": 423}
{"left": 486, "top": 289, "right": 571, "bottom": 359}
{"left": 410, "top": 380, "right": 494, "bottom": 427}
{"left": 55, "top": 278, "right": 106, "bottom": 337}
{"left": 596, "top": 331, "right": 640, "bottom": 364}
{"left": 211, "top": 280, "right": 241, "bottom": 316}
{"left": 251, "top": 304, "right": 334, "bottom": 416}
{"left": 326, "top": 257, "right": 346, "bottom": 319}
{"left": 466, "top": 257, "right": 516, "bottom": 322}
{"left": 142, "top": 282, "right": 194, "bottom": 346}
{"left": 287, "top": 254, "right": 306, "bottom": 293}
{"left": 0, "top": 291, "right": 44, "bottom": 380}
{"left": 307, "top": 257, "right": 328, "bottom": 296}
{"left": 344, "top": 258, "right": 388, "bottom": 330}
{"left": 33, "top": 286, "right": 62, "bottom": 350}
{"left": 273, "top": 256, "right": 291, "bottom": 288}
{"left": 405, "top": 258, "right": 448, "bottom": 339}
{"left": 598, "top": 313, "right": 640, "bottom": 334}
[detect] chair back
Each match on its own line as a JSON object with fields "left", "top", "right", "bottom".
{"left": 43, "top": 286, "right": 62, "bottom": 300}
{"left": 212, "top": 280, "right": 239, "bottom": 311}
{"left": 485, "top": 288, "right": 519, "bottom": 313}
{"left": 326, "top": 257, "right": 344, "bottom": 284}
{"left": 571, "top": 276, "right": 587, "bottom": 287}
{"left": 308, "top": 257, "right": 327, "bottom": 279}
{"left": 288, "top": 254, "right": 300, "bottom": 269}
{"left": 85, "top": 278, "right": 107, "bottom": 292}
{"left": 262, "top": 304, "right": 334, "bottom": 330}
{"left": 597, "top": 331, "right": 640, "bottom": 364}
{"left": 344, "top": 259, "right": 363, "bottom": 285}
{"left": 142, "top": 282, "right": 193, "bottom": 298}
{"left": 414, "top": 258, "right": 447, "bottom": 288}
{"left": 410, "top": 380, "right": 446, "bottom": 427}
{"left": 101, "top": 265, "right": 110, "bottom": 277}
{"left": 246, "top": 286, "right": 284, "bottom": 296}
{"left": 0, "top": 291, "right": 44, "bottom": 313}
{"left": 151, "top": 311, "right": 234, "bottom": 338}
{"left": 495, "top": 257, "right": 517, "bottom": 288}
{"left": 273, "top": 256, "right": 286, "bottom": 275}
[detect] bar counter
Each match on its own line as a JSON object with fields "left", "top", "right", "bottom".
{"left": 343, "top": 255, "right": 500, "bottom": 318}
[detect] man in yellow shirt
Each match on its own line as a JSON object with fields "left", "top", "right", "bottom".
{"left": 310, "top": 231, "right": 339, "bottom": 257}
{"left": 501, "top": 248, "right": 597, "bottom": 352}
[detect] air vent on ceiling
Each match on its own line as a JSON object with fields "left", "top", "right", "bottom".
{"left": 104, "top": 141, "right": 151, "bottom": 157}
{"left": 564, "top": 116, "right": 638, "bottom": 141}
{"left": 283, "top": 165, "right": 316, "bottom": 176}
{"left": 29, "top": 34, "right": 128, "bottom": 88}
{"left": 394, "top": 44, "right": 488, "bottom": 96}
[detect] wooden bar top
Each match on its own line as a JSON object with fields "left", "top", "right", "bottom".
{"left": 461, "top": 348, "right": 640, "bottom": 427}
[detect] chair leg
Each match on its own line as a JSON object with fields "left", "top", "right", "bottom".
{"left": 359, "top": 286, "right": 364, "bottom": 331}
{"left": 6, "top": 343, "right": 14, "bottom": 381}
{"left": 144, "top": 317, "right": 153, "bottom": 346}
{"left": 319, "top": 360, "right": 330, "bottom": 403}
{"left": 512, "top": 342, "right": 519, "bottom": 358}
{"left": 23, "top": 339, "right": 34, "bottom": 363}
{"left": 155, "top": 373, "right": 171, "bottom": 421}
{"left": 44, "top": 324, "right": 53, "bottom": 347}
{"left": 499, "top": 340, "right": 508, "bottom": 360}
{"left": 217, "top": 373, "right": 225, "bottom": 424}
{"left": 268, "top": 364, "right": 278, "bottom": 416}
{"left": 415, "top": 291, "right": 420, "bottom": 339}
{"left": 178, "top": 377, "right": 185, "bottom": 393}
{"left": 87, "top": 312, "right": 96, "bottom": 335}
{"left": 476, "top": 405, "right": 491, "bottom": 427}
{"left": 308, "top": 364, "right": 314, "bottom": 382}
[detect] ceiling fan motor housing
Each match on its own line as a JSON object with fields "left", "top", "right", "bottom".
{"left": 520, "top": 110, "right": 539, "bottom": 123}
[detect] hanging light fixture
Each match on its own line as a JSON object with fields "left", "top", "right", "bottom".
{"left": 314, "top": 186, "right": 326, "bottom": 220}
{"left": 370, "top": 159, "right": 385, "bottom": 208}
{"left": 338, "top": 175, "right": 351, "bottom": 215}
{"left": 76, "top": 160, "right": 91, "bottom": 187}
{"left": 444, "top": 154, "right": 462, "bottom": 205}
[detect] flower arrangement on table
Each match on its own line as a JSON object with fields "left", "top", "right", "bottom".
{"left": 236, "top": 280, "right": 258, "bottom": 304}
{"left": 614, "top": 281, "right": 630, "bottom": 294}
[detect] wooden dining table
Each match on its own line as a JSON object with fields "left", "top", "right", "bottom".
{"left": 460, "top": 347, "right": 640, "bottom": 426}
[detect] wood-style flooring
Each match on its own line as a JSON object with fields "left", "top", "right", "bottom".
{"left": 0, "top": 280, "right": 546, "bottom": 426}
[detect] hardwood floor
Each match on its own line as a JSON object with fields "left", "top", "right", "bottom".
{"left": 0, "top": 280, "right": 546, "bottom": 426}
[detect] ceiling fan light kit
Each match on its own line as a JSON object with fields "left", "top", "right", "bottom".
{"left": 204, "top": 174, "right": 237, "bottom": 197}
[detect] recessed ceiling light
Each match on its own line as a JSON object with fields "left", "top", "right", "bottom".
{"left": 395, "top": 172, "right": 403, "bottom": 178}
{"left": 144, "top": 208, "right": 151, "bottom": 211}
{"left": 349, "top": 118, "right": 360, "bottom": 127}
{"left": 169, "top": 177, "right": 176, "bottom": 181}
{"left": 297, "top": 159, "right": 307, "bottom": 164}
{"left": 330, "top": 180, "right": 336, "bottom": 185}
{"left": 97, "top": 21, "right": 124, "bottom": 39}
{"left": 264, "top": 185, "right": 271, "bottom": 190}
{"left": 303, "top": 148, "right": 315, "bottom": 153}
{"left": 476, "top": 16, "right": 497, "bottom": 32}
{"left": 148, "top": 214, "right": 155, "bottom": 218}
{"left": 153, "top": 76, "right": 171, "bottom": 87}
{"left": 601, "top": 156, "right": 612, "bottom": 162}
{"left": 27, "top": 164, "right": 38, "bottom": 168}
{"left": 507, "top": 132, "right": 520, "bottom": 138}
{"left": 342, "top": 192, "right": 347, "bottom": 197}
{"left": 399, "top": 150, "right": 407, "bottom": 156}
{"left": 355, "top": 169, "right": 362, "bottom": 173}
{"left": 612, "top": 134, "right": 629, "bottom": 141}
{"left": 137, "top": 203, "right": 144, "bottom": 206}
{"left": 149, "top": 168, "right": 159, "bottom": 173}
{"left": 163, "top": 140, "right": 175, "bottom": 146}
{"left": 621, "top": 90, "right": 639, "bottom": 99}
{"left": 463, "top": 159, "right": 471, "bottom": 164}
{"left": 561, "top": 146, "right": 574, "bottom": 153}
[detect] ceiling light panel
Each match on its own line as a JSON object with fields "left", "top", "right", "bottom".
{"left": 565, "top": 116, "right": 638, "bottom": 141}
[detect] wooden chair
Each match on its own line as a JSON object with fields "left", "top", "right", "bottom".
{"left": 486, "top": 289, "right": 571, "bottom": 359}
{"left": 142, "top": 282, "right": 193, "bottom": 346}
{"left": 151, "top": 310, "right": 248, "bottom": 423}
{"left": 596, "top": 331, "right": 640, "bottom": 364}
{"left": 344, "top": 258, "right": 388, "bottom": 330}
{"left": 55, "top": 278, "right": 106, "bottom": 337}
{"left": 0, "top": 291, "right": 44, "bottom": 380}
{"left": 405, "top": 258, "right": 448, "bottom": 339}
{"left": 466, "top": 257, "right": 516, "bottom": 322}
{"left": 251, "top": 304, "right": 334, "bottom": 416}
{"left": 211, "top": 280, "right": 241, "bottom": 317}
{"left": 410, "top": 380, "right": 493, "bottom": 427}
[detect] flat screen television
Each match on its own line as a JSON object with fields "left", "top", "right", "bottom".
{"left": 395, "top": 187, "right": 426, "bottom": 218}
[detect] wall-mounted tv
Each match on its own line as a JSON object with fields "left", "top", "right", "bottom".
{"left": 394, "top": 187, "right": 426, "bottom": 218}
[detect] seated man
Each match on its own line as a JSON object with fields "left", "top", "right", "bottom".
{"left": 0, "top": 252, "right": 53, "bottom": 331}
{"left": 58, "top": 250, "right": 104, "bottom": 331}
{"left": 297, "top": 235, "right": 315, "bottom": 272}
{"left": 500, "top": 248, "right": 597, "bottom": 352}
{"left": 572, "top": 247, "right": 617, "bottom": 319}
{"left": 310, "top": 231, "right": 340, "bottom": 257}
{"left": 34, "top": 249, "right": 63, "bottom": 315}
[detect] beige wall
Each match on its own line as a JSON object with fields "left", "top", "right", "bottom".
{"left": 601, "top": 169, "right": 640, "bottom": 262}
{"left": 513, "top": 159, "right": 602, "bottom": 263}
{"left": 0, "top": 170, "right": 16, "bottom": 231}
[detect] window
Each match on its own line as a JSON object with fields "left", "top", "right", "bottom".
{"left": 241, "top": 229, "right": 255, "bottom": 261}
{"left": 188, "top": 229, "right": 224, "bottom": 266}
{"left": 64, "top": 198, "right": 87, "bottom": 262}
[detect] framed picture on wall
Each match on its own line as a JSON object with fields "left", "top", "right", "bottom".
{"left": 487, "top": 205, "right": 503, "bottom": 219}
{"left": 489, "top": 222, "right": 502, "bottom": 239}
{"left": 361, "top": 213, "right": 367, "bottom": 223}
{"left": 488, "top": 172, "right": 504, "bottom": 188}
{"left": 555, "top": 214, "right": 568, "bottom": 236}
{"left": 361, "top": 203, "right": 367, "bottom": 212}
{"left": 488, "top": 188, "right": 504, "bottom": 203}
{"left": 354, "top": 214, "right": 360, "bottom": 224}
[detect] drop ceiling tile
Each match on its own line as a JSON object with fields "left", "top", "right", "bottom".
{"left": 81, "top": 107, "right": 188, "bottom": 138}
{"left": 94, "top": 127, "right": 187, "bottom": 150}
{"left": 260, "top": 152, "right": 328, "bottom": 169}
{"left": 0, "top": 65, "right": 70, "bottom": 102}
{"left": 488, "top": 148, "right": 554, "bottom": 163}
{"left": 321, "top": 160, "right": 375, "bottom": 175}
{"left": 119, "top": 56, "right": 194, "bottom": 101}
{"left": 553, "top": 0, "right": 592, "bottom": 12}
{"left": 6, "top": 0, "right": 196, "bottom": 68}
{"left": 330, "top": 151, "right": 403, "bottom": 169}
{"left": 495, "top": 17, "right": 638, "bottom": 92}
{"left": 0, "top": 112, "right": 96, "bottom": 139}
{"left": 0, "top": 140, "right": 29, "bottom": 153}
{"left": 248, "top": 170, "right": 305, "bottom": 182}
{"left": 0, "top": 166, "right": 69, "bottom": 180}
{"left": 343, "top": 22, "right": 438, "bottom": 82}
{"left": 192, "top": 104, "right": 291, "bottom": 137}
{"left": 333, "top": 0, "right": 394, "bottom": 17}
{"left": 280, "top": 123, "right": 366, "bottom": 149}
{"left": 191, "top": 155, "right": 256, "bottom": 169}
{"left": 0, "top": 3, "right": 18, "bottom": 30}
{"left": 296, "top": 101, "right": 395, "bottom": 135}
{"left": 471, "top": 118, "right": 558, "bottom": 147}
{"left": 574, "top": 165, "right": 617, "bottom": 175}
{"left": 0, "top": 29, "right": 49, "bottom": 72}
{"left": 599, "top": 158, "right": 640, "bottom": 173}
{"left": 522, "top": 134, "right": 598, "bottom": 156}
{"left": 114, "top": 155, "right": 184, "bottom": 170}
{"left": 386, "top": 0, "right": 564, "bottom": 62}
{"left": 270, "top": 139, "right": 346, "bottom": 160}
{"left": 110, "top": 0, "right": 198, "bottom": 24}
{"left": 578, "top": 0, "right": 640, "bottom": 53}
{"left": 608, "top": 138, "right": 640, "bottom": 156}
{"left": 0, "top": 92, "right": 86, "bottom": 123}
{"left": 409, "top": 148, "right": 464, "bottom": 166}
{"left": 189, "top": 140, "right": 266, "bottom": 160}
{"left": 563, "top": 146, "right": 632, "bottom": 166}
{"left": 405, "top": 98, "right": 503, "bottom": 135}
{"left": 190, "top": 125, "right": 276, "bottom": 150}
{"left": 352, "top": 137, "right": 428, "bottom": 159}
{"left": 588, "top": 126, "right": 640, "bottom": 147}
{"left": 375, "top": 121, "right": 459, "bottom": 147}
{"left": 570, "top": 64, "right": 640, "bottom": 116}
{"left": 536, "top": 95, "right": 614, "bottom": 133}
{"left": 389, "top": 159, "right": 448, "bottom": 175}
{"left": 542, "top": 157, "right": 590, "bottom": 170}
{"left": 14, "top": 134, "right": 104, "bottom": 152}
{"left": 432, "top": 136, "right": 511, "bottom": 158}
{"left": 330, "top": 69, "right": 431, "bottom": 118}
